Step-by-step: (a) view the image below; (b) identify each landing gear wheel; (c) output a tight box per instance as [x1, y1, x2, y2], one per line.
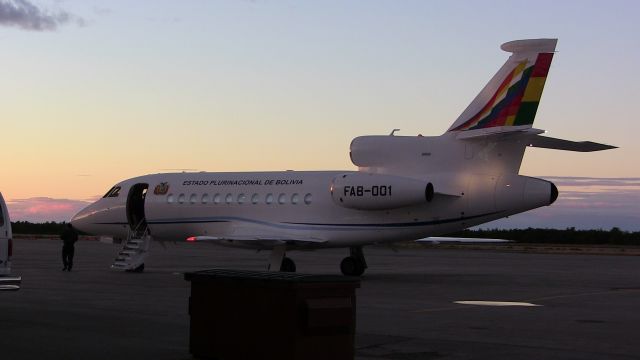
[127, 263, 145, 273]
[280, 257, 296, 272]
[340, 256, 365, 276]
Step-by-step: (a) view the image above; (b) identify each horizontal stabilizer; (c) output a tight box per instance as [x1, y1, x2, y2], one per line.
[456, 126, 545, 140]
[527, 135, 617, 152]
[416, 237, 511, 244]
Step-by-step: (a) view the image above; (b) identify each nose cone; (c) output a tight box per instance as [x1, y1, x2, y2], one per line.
[70, 204, 95, 234]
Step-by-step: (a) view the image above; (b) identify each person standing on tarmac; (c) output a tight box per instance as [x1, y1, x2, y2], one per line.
[61, 223, 79, 271]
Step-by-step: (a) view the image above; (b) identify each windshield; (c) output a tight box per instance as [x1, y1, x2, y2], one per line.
[102, 186, 122, 198]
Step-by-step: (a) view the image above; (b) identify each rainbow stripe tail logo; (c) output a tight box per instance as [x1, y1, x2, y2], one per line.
[449, 40, 556, 132]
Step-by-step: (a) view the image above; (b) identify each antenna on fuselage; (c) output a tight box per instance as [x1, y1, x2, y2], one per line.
[389, 129, 400, 136]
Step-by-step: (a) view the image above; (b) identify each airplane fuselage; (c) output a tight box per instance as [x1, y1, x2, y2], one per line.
[71, 169, 555, 249]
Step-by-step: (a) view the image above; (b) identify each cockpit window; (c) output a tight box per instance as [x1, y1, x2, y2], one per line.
[102, 187, 115, 198]
[102, 186, 122, 198]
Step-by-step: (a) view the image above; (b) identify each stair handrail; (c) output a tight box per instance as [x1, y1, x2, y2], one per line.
[113, 221, 150, 269]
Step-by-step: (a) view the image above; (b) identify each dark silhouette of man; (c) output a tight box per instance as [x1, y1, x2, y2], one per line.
[61, 223, 78, 271]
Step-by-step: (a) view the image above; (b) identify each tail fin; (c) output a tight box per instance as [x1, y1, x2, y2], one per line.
[448, 39, 557, 132]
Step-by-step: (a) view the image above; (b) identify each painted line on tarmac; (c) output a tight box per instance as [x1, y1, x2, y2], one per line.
[454, 300, 542, 307]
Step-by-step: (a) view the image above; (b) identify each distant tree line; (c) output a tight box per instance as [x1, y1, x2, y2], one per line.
[447, 227, 640, 245]
[10, 221, 640, 245]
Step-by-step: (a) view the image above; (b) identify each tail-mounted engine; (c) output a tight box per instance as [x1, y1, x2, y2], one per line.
[330, 173, 434, 210]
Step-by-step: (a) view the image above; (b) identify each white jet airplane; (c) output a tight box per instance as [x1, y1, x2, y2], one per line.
[71, 39, 615, 276]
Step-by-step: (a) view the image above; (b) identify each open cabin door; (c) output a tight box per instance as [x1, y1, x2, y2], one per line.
[126, 184, 148, 233]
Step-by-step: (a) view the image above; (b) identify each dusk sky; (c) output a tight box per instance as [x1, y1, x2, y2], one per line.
[1, 0, 639, 230]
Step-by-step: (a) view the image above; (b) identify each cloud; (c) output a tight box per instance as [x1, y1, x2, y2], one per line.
[542, 176, 640, 188]
[0, 0, 83, 31]
[6, 197, 90, 223]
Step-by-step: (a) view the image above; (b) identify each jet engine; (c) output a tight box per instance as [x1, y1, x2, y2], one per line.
[330, 173, 434, 210]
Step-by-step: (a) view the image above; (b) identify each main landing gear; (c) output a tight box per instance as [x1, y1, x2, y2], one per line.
[280, 257, 296, 272]
[268, 245, 368, 276]
[268, 245, 296, 272]
[340, 246, 367, 276]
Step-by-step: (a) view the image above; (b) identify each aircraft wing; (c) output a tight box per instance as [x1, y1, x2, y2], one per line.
[416, 237, 511, 244]
[186, 235, 327, 247]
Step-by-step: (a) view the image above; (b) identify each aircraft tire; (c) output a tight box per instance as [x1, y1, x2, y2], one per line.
[340, 256, 365, 276]
[280, 257, 296, 272]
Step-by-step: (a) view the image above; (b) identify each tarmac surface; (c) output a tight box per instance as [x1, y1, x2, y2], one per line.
[2, 238, 640, 360]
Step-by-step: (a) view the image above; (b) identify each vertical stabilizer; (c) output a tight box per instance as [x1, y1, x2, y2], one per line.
[448, 39, 557, 132]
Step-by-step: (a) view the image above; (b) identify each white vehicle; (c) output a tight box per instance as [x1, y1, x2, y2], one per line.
[0, 192, 21, 290]
[71, 39, 615, 276]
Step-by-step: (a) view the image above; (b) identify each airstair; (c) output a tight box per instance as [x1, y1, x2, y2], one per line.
[112, 223, 150, 272]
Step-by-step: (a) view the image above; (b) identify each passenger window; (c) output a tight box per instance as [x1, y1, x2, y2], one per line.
[167, 194, 174, 204]
[213, 193, 221, 204]
[237, 193, 246, 204]
[178, 194, 185, 204]
[202, 194, 210, 204]
[0, 204, 4, 227]
[189, 194, 197, 204]
[251, 193, 259, 204]
[265, 193, 274, 205]
[291, 193, 299, 205]
[225, 194, 233, 204]
[304, 193, 312, 205]
[278, 193, 287, 205]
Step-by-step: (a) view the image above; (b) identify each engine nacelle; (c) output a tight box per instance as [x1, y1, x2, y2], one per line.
[330, 173, 433, 210]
